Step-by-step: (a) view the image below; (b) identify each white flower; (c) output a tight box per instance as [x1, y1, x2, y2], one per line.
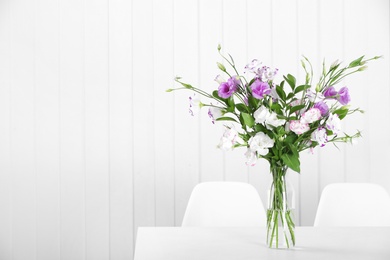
[217, 127, 238, 151]
[265, 112, 286, 129]
[245, 149, 258, 166]
[248, 132, 274, 156]
[253, 106, 270, 124]
[301, 108, 321, 124]
[326, 113, 341, 135]
[244, 59, 262, 74]
[259, 66, 278, 82]
[189, 94, 201, 116]
[311, 128, 328, 146]
[214, 75, 225, 84]
[253, 106, 286, 129]
[208, 106, 223, 124]
[306, 88, 325, 103]
[289, 120, 310, 135]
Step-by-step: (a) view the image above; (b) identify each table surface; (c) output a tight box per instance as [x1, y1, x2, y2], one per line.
[134, 226, 390, 260]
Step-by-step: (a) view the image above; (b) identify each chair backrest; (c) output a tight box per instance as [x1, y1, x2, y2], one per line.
[314, 183, 390, 226]
[181, 182, 267, 227]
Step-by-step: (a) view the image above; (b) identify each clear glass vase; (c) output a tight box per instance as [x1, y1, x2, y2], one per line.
[266, 165, 295, 249]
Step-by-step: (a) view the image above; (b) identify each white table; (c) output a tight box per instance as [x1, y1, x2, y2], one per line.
[134, 227, 390, 260]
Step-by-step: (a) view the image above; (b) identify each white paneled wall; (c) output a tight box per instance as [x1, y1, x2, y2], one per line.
[0, 0, 389, 259]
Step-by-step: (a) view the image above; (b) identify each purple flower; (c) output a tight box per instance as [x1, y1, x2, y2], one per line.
[251, 79, 271, 99]
[313, 101, 329, 116]
[338, 87, 350, 105]
[218, 76, 239, 99]
[323, 86, 337, 98]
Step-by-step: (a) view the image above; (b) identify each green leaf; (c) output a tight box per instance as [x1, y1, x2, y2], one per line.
[240, 112, 255, 128]
[248, 96, 259, 110]
[236, 103, 249, 113]
[270, 103, 283, 114]
[294, 84, 310, 94]
[276, 85, 287, 101]
[284, 134, 298, 145]
[215, 117, 238, 123]
[281, 152, 300, 173]
[212, 90, 224, 101]
[286, 92, 295, 100]
[177, 81, 193, 89]
[349, 56, 365, 68]
[226, 97, 235, 113]
[283, 74, 296, 90]
[289, 104, 305, 114]
[333, 107, 349, 120]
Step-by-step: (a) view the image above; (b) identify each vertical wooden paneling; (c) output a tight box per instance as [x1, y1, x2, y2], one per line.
[59, 0, 86, 259]
[246, 0, 273, 211]
[35, 0, 61, 259]
[84, 0, 110, 259]
[344, 0, 370, 182]
[132, 0, 156, 233]
[271, 0, 301, 225]
[0, 1, 12, 259]
[222, 0, 250, 183]
[198, 0, 224, 182]
[153, 0, 176, 226]
[318, 0, 346, 192]
[297, 0, 320, 226]
[173, 0, 200, 225]
[109, 0, 134, 258]
[367, 0, 390, 191]
[10, 0, 36, 259]
[0, 1, 389, 260]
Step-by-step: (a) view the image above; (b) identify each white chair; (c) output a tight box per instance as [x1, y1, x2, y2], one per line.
[182, 182, 267, 227]
[314, 183, 390, 226]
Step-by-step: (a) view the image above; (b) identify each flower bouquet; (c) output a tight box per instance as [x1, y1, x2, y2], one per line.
[168, 45, 379, 248]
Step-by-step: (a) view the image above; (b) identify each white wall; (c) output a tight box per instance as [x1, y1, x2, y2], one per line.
[0, 0, 389, 259]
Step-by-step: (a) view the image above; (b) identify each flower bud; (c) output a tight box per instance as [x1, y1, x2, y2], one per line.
[358, 66, 368, 71]
[330, 59, 339, 70]
[217, 62, 226, 72]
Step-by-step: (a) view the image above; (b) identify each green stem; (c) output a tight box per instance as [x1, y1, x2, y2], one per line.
[267, 165, 295, 249]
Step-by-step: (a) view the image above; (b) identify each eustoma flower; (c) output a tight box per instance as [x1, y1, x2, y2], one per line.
[254, 106, 285, 129]
[251, 79, 271, 99]
[265, 112, 285, 129]
[313, 101, 329, 116]
[326, 113, 341, 135]
[244, 59, 278, 82]
[324, 86, 337, 98]
[248, 132, 274, 156]
[258, 66, 278, 82]
[289, 120, 310, 135]
[253, 106, 270, 124]
[208, 106, 223, 124]
[301, 108, 321, 124]
[217, 127, 238, 151]
[218, 76, 240, 98]
[311, 127, 328, 147]
[245, 149, 257, 166]
[189, 94, 202, 116]
[307, 88, 325, 103]
[337, 87, 350, 105]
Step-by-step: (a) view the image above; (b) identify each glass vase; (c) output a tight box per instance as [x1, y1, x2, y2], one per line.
[266, 165, 295, 249]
